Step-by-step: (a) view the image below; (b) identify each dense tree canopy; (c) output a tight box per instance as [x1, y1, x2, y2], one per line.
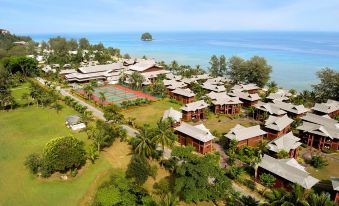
[312, 68, 339, 101]
[208, 55, 227, 77]
[141, 32, 153, 41]
[3, 56, 39, 77]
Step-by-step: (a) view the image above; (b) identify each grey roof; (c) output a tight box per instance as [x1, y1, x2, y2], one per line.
[267, 132, 302, 153]
[259, 155, 319, 189]
[265, 114, 294, 131]
[128, 59, 160, 72]
[202, 82, 226, 92]
[267, 92, 290, 102]
[181, 100, 209, 112]
[312, 99, 339, 114]
[231, 83, 260, 92]
[272, 100, 309, 115]
[255, 101, 287, 116]
[225, 124, 267, 141]
[229, 91, 261, 101]
[297, 121, 339, 140]
[163, 107, 182, 122]
[171, 88, 196, 97]
[331, 177, 339, 191]
[174, 122, 215, 142]
[301, 113, 338, 129]
[59, 69, 76, 75]
[66, 115, 81, 125]
[166, 81, 187, 90]
[78, 63, 124, 73]
[212, 96, 242, 106]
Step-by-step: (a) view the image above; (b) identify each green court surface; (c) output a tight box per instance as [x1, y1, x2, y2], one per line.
[93, 89, 125, 96]
[106, 93, 136, 101]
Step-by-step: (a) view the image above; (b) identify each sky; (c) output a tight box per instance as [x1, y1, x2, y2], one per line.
[1, 0, 339, 34]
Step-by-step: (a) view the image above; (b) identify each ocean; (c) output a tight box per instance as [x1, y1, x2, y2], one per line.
[31, 31, 339, 90]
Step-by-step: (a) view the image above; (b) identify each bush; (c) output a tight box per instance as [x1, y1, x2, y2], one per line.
[276, 150, 289, 159]
[126, 155, 153, 185]
[43, 136, 86, 172]
[24, 153, 42, 174]
[71, 168, 78, 177]
[311, 155, 328, 169]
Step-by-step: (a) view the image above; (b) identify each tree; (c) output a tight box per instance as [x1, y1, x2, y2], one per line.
[24, 153, 42, 174]
[79, 38, 90, 50]
[208, 55, 228, 77]
[87, 125, 108, 152]
[276, 150, 289, 159]
[259, 173, 276, 196]
[129, 71, 144, 90]
[161, 192, 179, 206]
[86, 145, 99, 164]
[83, 84, 94, 100]
[99, 92, 106, 105]
[4, 56, 39, 77]
[308, 192, 334, 206]
[52, 102, 63, 114]
[126, 155, 155, 185]
[243, 56, 272, 87]
[172, 148, 232, 202]
[103, 104, 124, 124]
[267, 81, 278, 94]
[43, 136, 86, 173]
[240, 195, 259, 206]
[312, 68, 339, 101]
[131, 125, 156, 158]
[228, 56, 246, 84]
[152, 120, 177, 151]
[311, 155, 328, 169]
[141, 32, 153, 41]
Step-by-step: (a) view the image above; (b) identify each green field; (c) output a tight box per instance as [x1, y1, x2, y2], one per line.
[122, 98, 182, 126]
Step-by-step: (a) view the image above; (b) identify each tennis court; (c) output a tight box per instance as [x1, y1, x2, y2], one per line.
[82, 84, 157, 105]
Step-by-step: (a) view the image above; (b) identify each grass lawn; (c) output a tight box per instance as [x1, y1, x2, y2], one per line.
[306, 153, 339, 181]
[122, 98, 182, 127]
[200, 113, 258, 135]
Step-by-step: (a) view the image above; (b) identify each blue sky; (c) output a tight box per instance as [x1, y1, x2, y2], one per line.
[1, 0, 339, 34]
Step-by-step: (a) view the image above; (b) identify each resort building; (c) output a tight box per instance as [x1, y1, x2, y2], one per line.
[181, 100, 209, 121]
[312, 99, 339, 118]
[297, 113, 338, 150]
[271, 100, 309, 118]
[162, 107, 182, 127]
[255, 101, 287, 120]
[330, 177, 339, 204]
[264, 114, 294, 140]
[228, 91, 261, 107]
[267, 90, 292, 102]
[170, 88, 195, 104]
[224, 124, 267, 148]
[231, 83, 260, 94]
[202, 82, 226, 93]
[267, 132, 302, 158]
[165, 81, 187, 91]
[258, 155, 319, 189]
[174, 122, 215, 154]
[206, 91, 242, 115]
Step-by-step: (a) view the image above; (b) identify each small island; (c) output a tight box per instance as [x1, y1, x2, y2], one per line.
[141, 32, 153, 41]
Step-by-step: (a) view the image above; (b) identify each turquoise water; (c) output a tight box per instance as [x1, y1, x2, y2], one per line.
[31, 32, 339, 90]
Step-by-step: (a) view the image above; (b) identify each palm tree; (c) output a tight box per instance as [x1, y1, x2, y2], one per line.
[287, 184, 311, 206]
[133, 125, 155, 158]
[264, 189, 290, 206]
[252, 150, 263, 180]
[152, 120, 177, 151]
[99, 92, 106, 105]
[161, 192, 179, 206]
[130, 72, 144, 90]
[308, 192, 334, 206]
[83, 84, 94, 100]
[247, 106, 256, 119]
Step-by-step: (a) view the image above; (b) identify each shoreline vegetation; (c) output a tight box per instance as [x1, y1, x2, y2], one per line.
[141, 32, 153, 41]
[0, 29, 338, 206]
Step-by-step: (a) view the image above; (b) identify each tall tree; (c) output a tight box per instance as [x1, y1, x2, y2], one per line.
[79, 38, 90, 50]
[131, 125, 156, 158]
[129, 71, 144, 90]
[208, 55, 228, 77]
[152, 120, 177, 151]
[312, 68, 339, 101]
[243, 56, 272, 87]
[228, 56, 246, 84]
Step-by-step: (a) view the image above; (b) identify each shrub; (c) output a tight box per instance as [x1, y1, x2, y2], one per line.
[311, 155, 328, 169]
[126, 155, 153, 185]
[71, 168, 78, 177]
[24, 153, 42, 174]
[276, 150, 289, 159]
[243, 179, 256, 191]
[43, 136, 86, 172]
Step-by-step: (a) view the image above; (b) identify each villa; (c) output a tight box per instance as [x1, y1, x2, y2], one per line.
[231, 83, 260, 94]
[267, 132, 302, 158]
[264, 114, 294, 140]
[206, 91, 242, 115]
[267, 90, 292, 102]
[258, 155, 319, 189]
[255, 101, 287, 120]
[312, 99, 339, 118]
[174, 122, 215, 154]
[202, 82, 226, 93]
[228, 90, 261, 107]
[162, 107, 182, 126]
[181, 100, 209, 121]
[169, 88, 195, 104]
[271, 100, 309, 118]
[224, 124, 267, 148]
[297, 113, 338, 150]
[255, 101, 308, 119]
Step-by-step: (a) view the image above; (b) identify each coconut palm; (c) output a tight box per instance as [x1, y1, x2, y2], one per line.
[308, 192, 334, 206]
[83, 84, 94, 100]
[152, 119, 177, 151]
[252, 150, 263, 180]
[130, 71, 144, 90]
[161, 192, 179, 206]
[99, 92, 106, 105]
[132, 125, 155, 158]
[287, 184, 311, 206]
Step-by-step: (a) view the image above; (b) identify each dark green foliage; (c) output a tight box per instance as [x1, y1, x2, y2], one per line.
[208, 55, 228, 77]
[24, 153, 42, 174]
[120, 98, 151, 109]
[259, 173, 276, 195]
[130, 125, 156, 158]
[43, 136, 86, 172]
[103, 104, 124, 124]
[312, 68, 339, 101]
[240, 195, 259, 206]
[141, 32, 153, 41]
[92, 172, 154, 206]
[126, 155, 155, 185]
[276, 150, 289, 159]
[311, 155, 328, 169]
[3, 56, 39, 77]
[225, 166, 244, 180]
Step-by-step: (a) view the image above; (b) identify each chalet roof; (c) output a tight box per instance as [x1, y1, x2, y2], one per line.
[162, 107, 182, 122]
[225, 124, 267, 142]
[166, 73, 182, 80]
[267, 132, 301, 153]
[128, 59, 160, 72]
[212, 96, 242, 106]
[142, 70, 169, 79]
[66, 115, 81, 125]
[181, 100, 209, 112]
[206, 91, 229, 100]
[272, 100, 309, 115]
[264, 114, 294, 131]
[171, 88, 196, 97]
[231, 83, 260, 92]
[202, 82, 226, 92]
[174, 122, 215, 142]
[166, 81, 187, 90]
[331, 177, 339, 191]
[181, 77, 197, 84]
[255, 101, 287, 116]
[301, 113, 339, 129]
[297, 121, 339, 140]
[229, 91, 261, 101]
[59, 69, 76, 75]
[312, 99, 339, 114]
[259, 155, 319, 189]
[78, 63, 124, 73]
[65, 71, 111, 82]
[205, 77, 229, 84]
[267, 92, 290, 102]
